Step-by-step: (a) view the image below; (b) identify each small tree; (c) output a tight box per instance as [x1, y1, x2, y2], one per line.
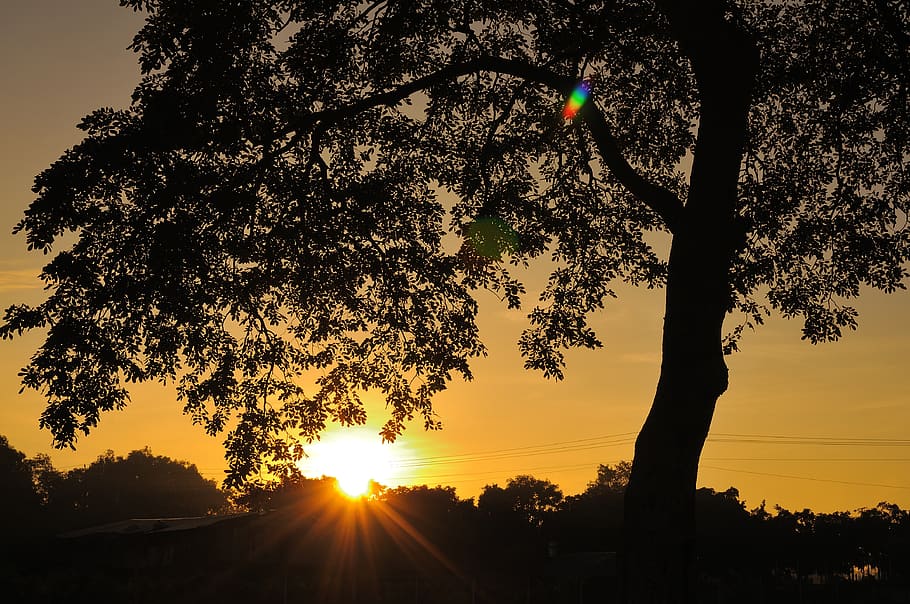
[585, 460, 632, 496]
[2, 1, 908, 601]
[501, 474, 563, 528]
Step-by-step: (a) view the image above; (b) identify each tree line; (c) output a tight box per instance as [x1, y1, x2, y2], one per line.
[0, 434, 226, 539]
[3, 434, 908, 589]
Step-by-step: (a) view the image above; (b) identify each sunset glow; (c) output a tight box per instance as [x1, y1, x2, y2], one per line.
[299, 431, 399, 498]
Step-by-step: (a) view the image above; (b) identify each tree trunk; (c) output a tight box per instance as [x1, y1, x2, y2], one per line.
[621, 2, 759, 603]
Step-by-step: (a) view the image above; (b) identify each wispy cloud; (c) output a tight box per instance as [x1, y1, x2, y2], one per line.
[0, 268, 43, 291]
[619, 352, 660, 365]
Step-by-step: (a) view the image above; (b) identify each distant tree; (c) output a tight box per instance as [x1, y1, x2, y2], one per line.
[26, 453, 63, 507]
[54, 448, 226, 528]
[584, 461, 632, 496]
[693, 487, 752, 573]
[236, 473, 344, 512]
[854, 502, 910, 578]
[812, 510, 858, 579]
[0, 435, 41, 540]
[745, 500, 910, 583]
[379, 484, 476, 548]
[761, 504, 820, 580]
[480, 475, 562, 529]
[381, 484, 471, 518]
[555, 464, 628, 553]
[477, 484, 514, 519]
[3, 1, 908, 600]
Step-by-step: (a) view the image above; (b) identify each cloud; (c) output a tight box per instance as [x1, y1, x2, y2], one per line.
[619, 352, 660, 365]
[0, 268, 43, 291]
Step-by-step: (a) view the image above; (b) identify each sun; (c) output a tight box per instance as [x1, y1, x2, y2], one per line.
[299, 431, 398, 498]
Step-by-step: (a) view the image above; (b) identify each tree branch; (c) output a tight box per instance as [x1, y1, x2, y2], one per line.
[287, 55, 685, 233]
[580, 103, 685, 233]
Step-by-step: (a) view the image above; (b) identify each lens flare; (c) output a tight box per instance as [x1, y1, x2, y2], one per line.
[562, 80, 592, 120]
[462, 217, 519, 261]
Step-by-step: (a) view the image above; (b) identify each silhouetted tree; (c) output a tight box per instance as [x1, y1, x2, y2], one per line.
[26, 453, 63, 507]
[479, 475, 562, 529]
[0, 435, 41, 541]
[236, 473, 349, 512]
[379, 484, 477, 558]
[2, 1, 908, 600]
[853, 502, 909, 579]
[812, 510, 858, 579]
[556, 463, 629, 553]
[585, 461, 632, 496]
[693, 487, 753, 574]
[381, 484, 472, 519]
[53, 448, 226, 529]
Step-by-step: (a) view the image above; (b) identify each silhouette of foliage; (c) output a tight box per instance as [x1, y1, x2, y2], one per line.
[234, 472, 340, 512]
[26, 453, 63, 507]
[2, 0, 905, 477]
[52, 447, 226, 529]
[0, 435, 41, 540]
[2, 1, 907, 598]
[479, 474, 563, 529]
[585, 460, 632, 496]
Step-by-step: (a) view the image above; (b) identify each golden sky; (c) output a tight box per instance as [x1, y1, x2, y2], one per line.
[1, 1, 908, 513]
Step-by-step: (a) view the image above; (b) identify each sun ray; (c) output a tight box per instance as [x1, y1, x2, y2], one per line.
[369, 500, 467, 581]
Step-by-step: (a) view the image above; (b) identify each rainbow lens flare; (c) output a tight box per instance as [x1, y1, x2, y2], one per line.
[562, 80, 592, 120]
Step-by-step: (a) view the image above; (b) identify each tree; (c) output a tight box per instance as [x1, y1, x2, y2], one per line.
[27, 453, 64, 508]
[557, 464, 628, 554]
[0, 435, 41, 541]
[52, 448, 226, 528]
[479, 475, 563, 528]
[1, 0, 908, 601]
[584, 460, 632, 496]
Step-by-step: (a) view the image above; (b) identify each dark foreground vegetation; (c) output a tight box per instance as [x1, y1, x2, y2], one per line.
[1, 435, 909, 603]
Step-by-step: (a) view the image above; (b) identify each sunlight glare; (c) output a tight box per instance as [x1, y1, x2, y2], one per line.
[299, 431, 399, 498]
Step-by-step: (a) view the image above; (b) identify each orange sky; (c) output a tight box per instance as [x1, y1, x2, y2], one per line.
[1, 1, 908, 513]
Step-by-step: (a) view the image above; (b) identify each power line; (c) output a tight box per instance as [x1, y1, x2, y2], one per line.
[702, 457, 910, 462]
[390, 461, 609, 483]
[392, 458, 910, 489]
[711, 433, 910, 444]
[395, 461, 910, 492]
[709, 437, 910, 447]
[701, 465, 910, 490]
[395, 431, 637, 467]
[393, 432, 910, 470]
[395, 438, 637, 469]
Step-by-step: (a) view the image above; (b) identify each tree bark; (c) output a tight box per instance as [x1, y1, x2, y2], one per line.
[621, 2, 759, 602]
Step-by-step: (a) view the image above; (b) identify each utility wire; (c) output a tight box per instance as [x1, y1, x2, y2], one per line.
[394, 432, 910, 469]
[392, 461, 910, 492]
[702, 465, 910, 490]
[395, 431, 637, 466]
[389, 461, 607, 483]
[702, 457, 910, 462]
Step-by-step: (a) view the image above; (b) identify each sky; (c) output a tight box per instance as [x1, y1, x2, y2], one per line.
[1, 1, 909, 513]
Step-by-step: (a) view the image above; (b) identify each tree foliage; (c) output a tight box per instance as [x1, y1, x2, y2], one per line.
[0, 436, 225, 537]
[479, 474, 563, 527]
[1, 0, 907, 487]
[585, 460, 632, 495]
[53, 447, 226, 526]
[0, 435, 42, 535]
